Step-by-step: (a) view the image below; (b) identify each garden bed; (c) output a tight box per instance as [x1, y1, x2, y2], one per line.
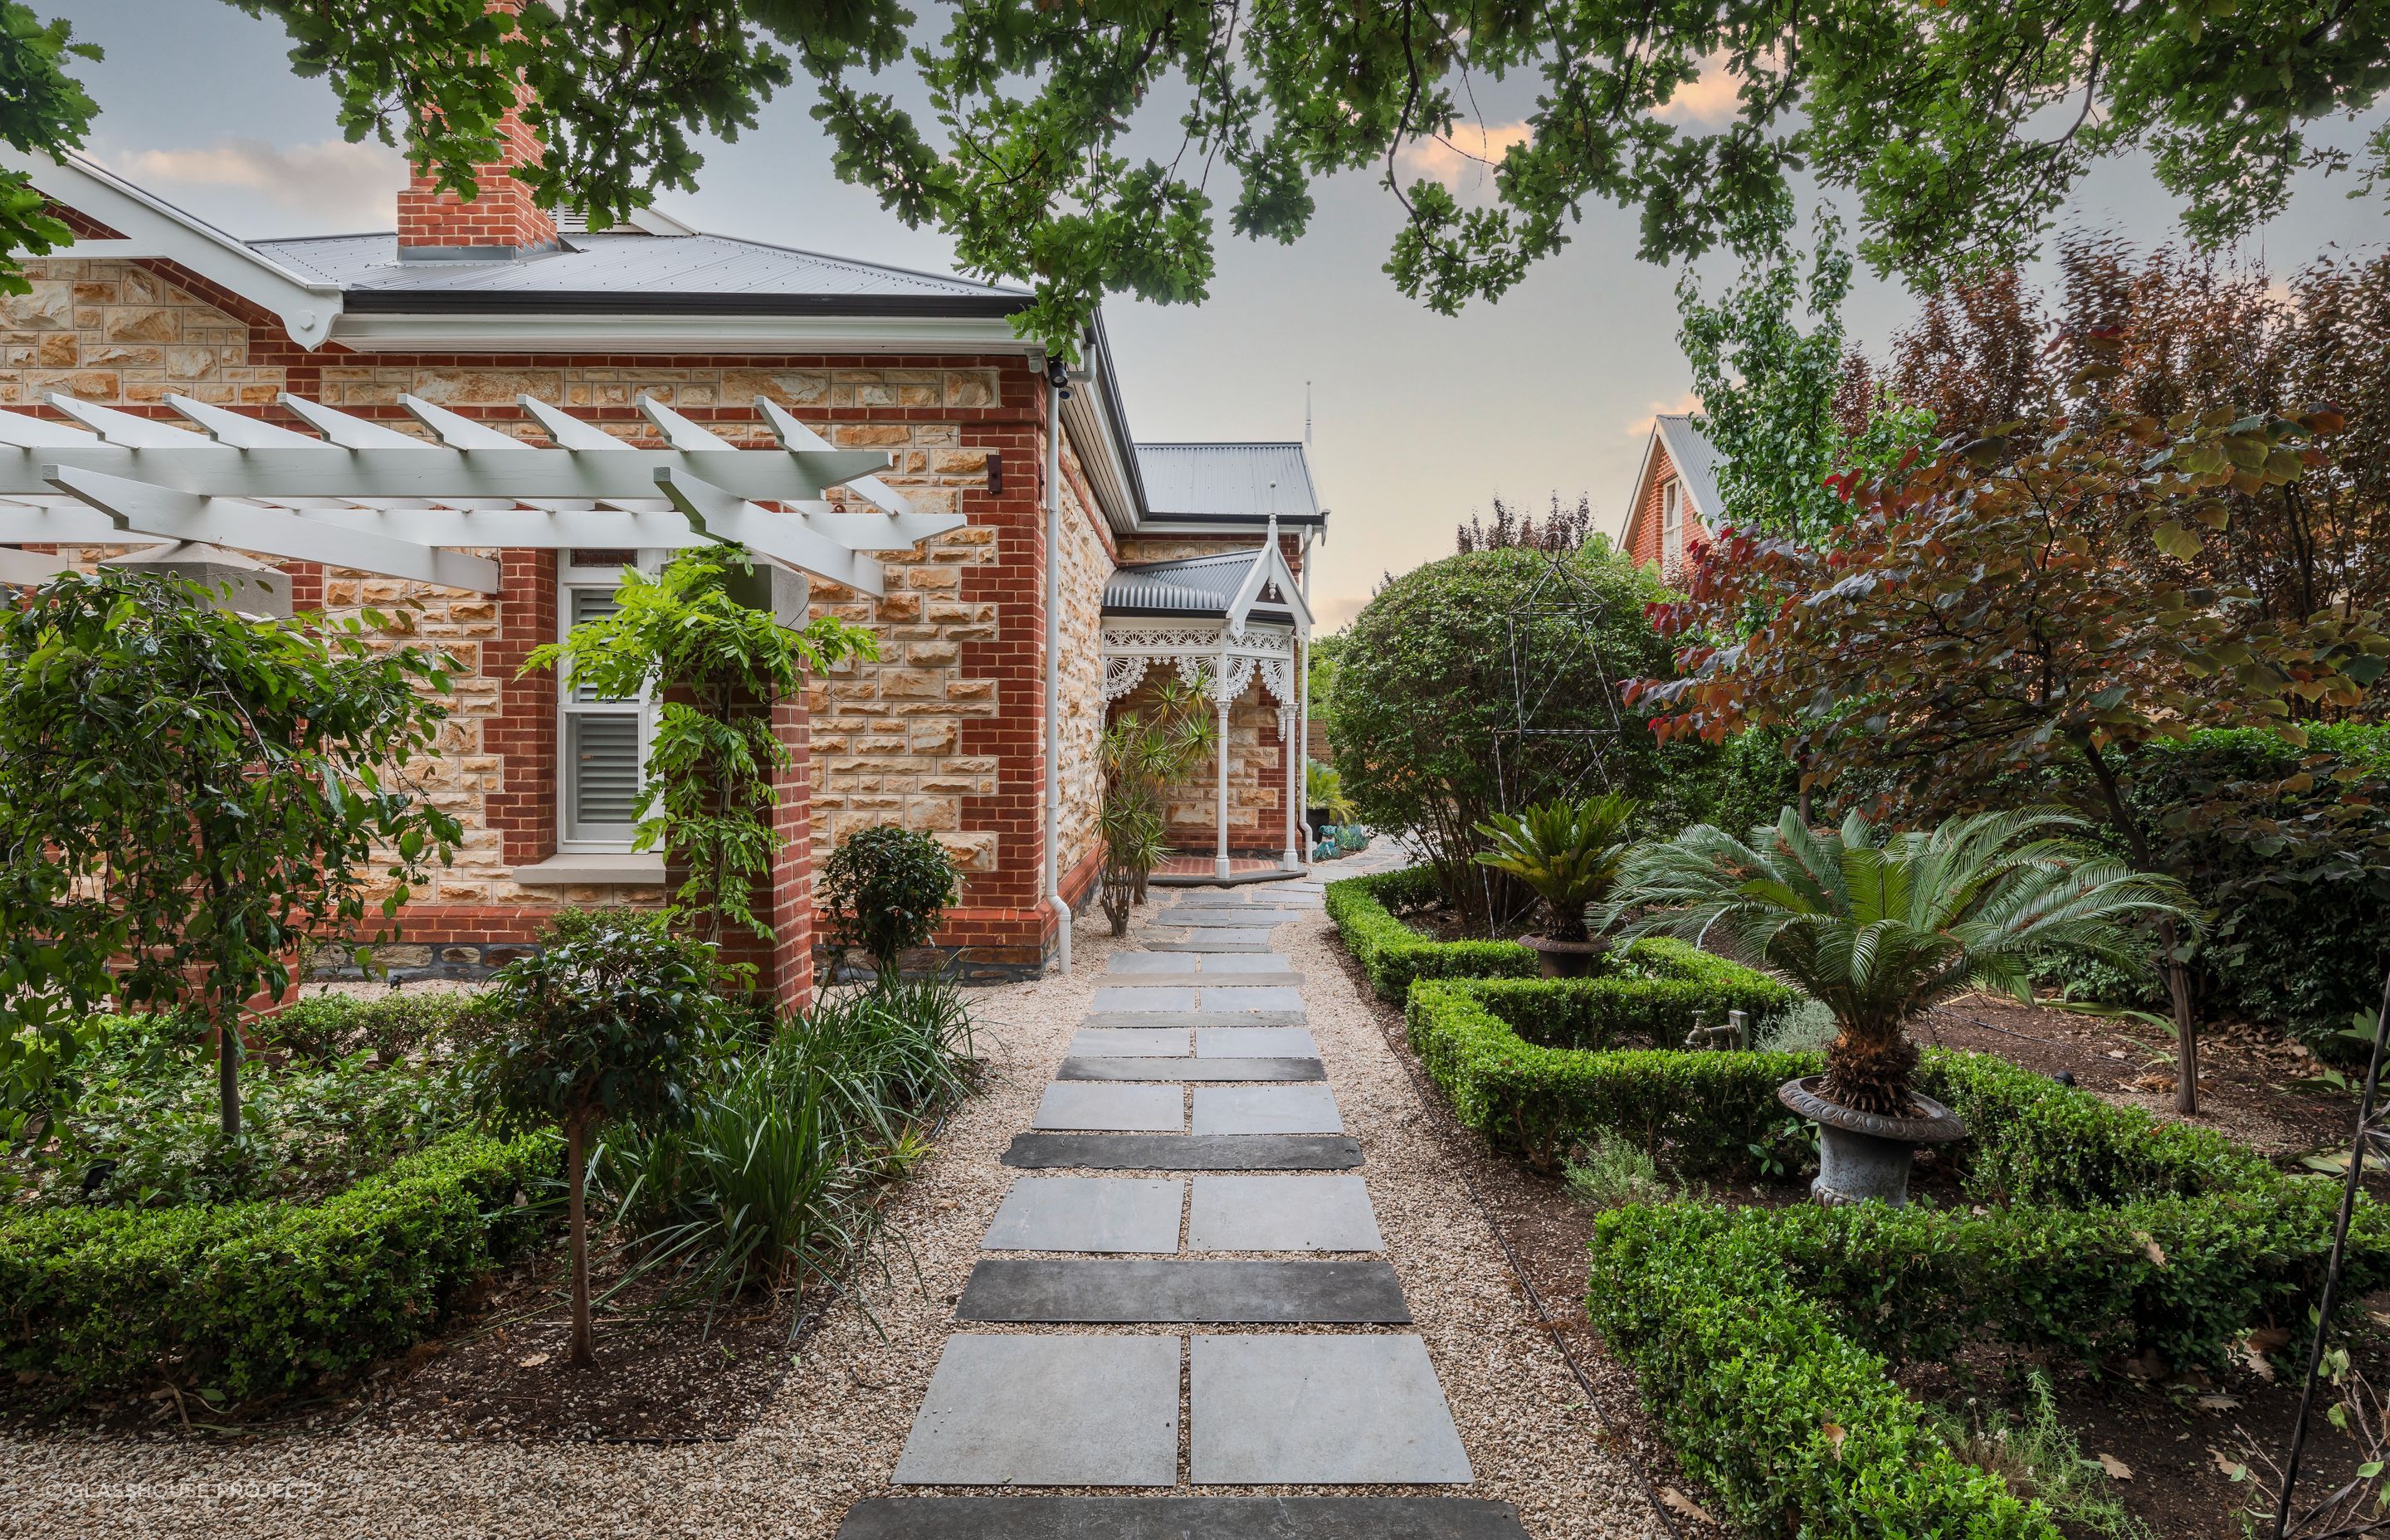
[1329, 869, 2390, 1537]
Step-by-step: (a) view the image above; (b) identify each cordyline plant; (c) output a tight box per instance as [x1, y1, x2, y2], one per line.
[526, 547, 874, 958]
[1615, 807, 2191, 1116]
[1096, 675, 1215, 934]
[1628, 402, 2390, 1113]
[0, 569, 461, 1138]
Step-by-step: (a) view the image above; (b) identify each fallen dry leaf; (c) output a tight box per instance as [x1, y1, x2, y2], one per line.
[2196, 1393, 2242, 1411]
[517, 1352, 550, 1368]
[2212, 1448, 2251, 1480]
[2235, 1338, 2280, 1383]
[1822, 1421, 1846, 1460]
[2134, 1231, 2168, 1268]
[1660, 1488, 1717, 1525]
[2095, 1452, 2134, 1480]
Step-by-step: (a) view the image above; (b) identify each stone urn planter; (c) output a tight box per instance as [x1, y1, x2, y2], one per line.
[1519, 933, 1606, 978]
[1777, 1076, 1967, 1206]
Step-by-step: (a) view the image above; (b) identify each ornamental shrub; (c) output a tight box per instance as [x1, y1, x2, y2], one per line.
[820, 823, 962, 977]
[0, 1128, 552, 1399]
[1324, 543, 1710, 933]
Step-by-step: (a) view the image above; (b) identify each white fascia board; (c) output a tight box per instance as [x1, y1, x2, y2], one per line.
[1223, 535, 1313, 636]
[327, 310, 1036, 356]
[1059, 377, 1139, 532]
[7, 150, 345, 349]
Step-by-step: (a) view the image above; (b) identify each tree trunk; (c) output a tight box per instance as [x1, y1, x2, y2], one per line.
[215, 1003, 241, 1138]
[2078, 736, 2200, 1114]
[566, 1114, 594, 1367]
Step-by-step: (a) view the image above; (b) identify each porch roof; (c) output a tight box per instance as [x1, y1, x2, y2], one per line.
[1102, 549, 1298, 625]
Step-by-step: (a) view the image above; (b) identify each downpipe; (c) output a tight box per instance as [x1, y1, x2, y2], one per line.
[1045, 358, 1071, 976]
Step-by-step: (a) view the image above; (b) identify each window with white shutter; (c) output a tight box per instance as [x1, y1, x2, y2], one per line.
[557, 552, 655, 850]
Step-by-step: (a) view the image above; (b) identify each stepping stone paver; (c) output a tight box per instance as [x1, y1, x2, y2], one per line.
[835, 1497, 1533, 1540]
[1193, 985, 1307, 1013]
[955, 1259, 1409, 1323]
[1188, 1175, 1383, 1252]
[1105, 952, 1189, 973]
[1002, 1132, 1363, 1170]
[1189, 1335, 1471, 1484]
[1061, 1055, 1324, 1083]
[1068, 1027, 1190, 1058]
[1195, 1026, 1319, 1058]
[1166, 908, 1313, 928]
[1090, 984, 1202, 1013]
[1080, 1009, 1309, 1029]
[1032, 1083, 1184, 1133]
[982, 1177, 1183, 1254]
[1197, 953, 1306, 973]
[1143, 933, 1276, 953]
[1192, 1083, 1344, 1135]
[893, 1334, 1180, 1486]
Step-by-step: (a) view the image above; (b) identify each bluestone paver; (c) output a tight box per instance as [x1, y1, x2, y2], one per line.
[1194, 985, 1307, 1014]
[1002, 1133, 1363, 1170]
[1090, 985, 1202, 1014]
[981, 1177, 1184, 1254]
[1068, 1027, 1191, 1058]
[893, 1334, 1181, 1486]
[955, 1259, 1409, 1323]
[833, 1498, 1534, 1540]
[1032, 1083, 1184, 1133]
[1193, 1026, 1319, 1059]
[1188, 1175, 1383, 1252]
[1188, 1335, 1471, 1484]
[1191, 1083, 1344, 1135]
[1061, 1055, 1324, 1083]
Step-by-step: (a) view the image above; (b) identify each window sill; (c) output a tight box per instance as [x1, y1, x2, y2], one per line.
[510, 853, 667, 887]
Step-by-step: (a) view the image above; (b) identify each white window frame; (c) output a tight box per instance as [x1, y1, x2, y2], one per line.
[1661, 478, 1683, 570]
[556, 550, 661, 853]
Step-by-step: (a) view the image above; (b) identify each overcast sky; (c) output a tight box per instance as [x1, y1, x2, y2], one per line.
[41, 3, 2390, 628]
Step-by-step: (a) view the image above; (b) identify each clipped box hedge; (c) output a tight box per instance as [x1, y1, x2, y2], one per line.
[1, 1129, 554, 1399]
[1404, 963, 1802, 1165]
[1324, 868, 1537, 997]
[1557, 1044, 2390, 1538]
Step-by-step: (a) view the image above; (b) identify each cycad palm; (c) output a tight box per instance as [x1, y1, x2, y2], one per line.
[1613, 807, 2190, 1116]
[1474, 794, 1640, 943]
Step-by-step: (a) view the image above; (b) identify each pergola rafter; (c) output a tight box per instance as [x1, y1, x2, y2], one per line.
[0, 392, 965, 598]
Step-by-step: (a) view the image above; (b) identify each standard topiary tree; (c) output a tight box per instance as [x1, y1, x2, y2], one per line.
[1327, 542, 1706, 933]
[461, 909, 719, 1366]
[0, 568, 460, 1139]
[819, 824, 960, 981]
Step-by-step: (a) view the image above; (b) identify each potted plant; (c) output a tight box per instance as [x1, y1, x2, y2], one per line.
[1305, 759, 1354, 839]
[819, 824, 961, 983]
[1612, 807, 2188, 1206]
[1472, 793, 1639, 977]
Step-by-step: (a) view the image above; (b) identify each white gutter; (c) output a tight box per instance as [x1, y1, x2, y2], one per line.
[1044, 359, 1072, 975]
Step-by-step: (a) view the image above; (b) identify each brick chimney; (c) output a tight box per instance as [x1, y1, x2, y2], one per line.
[394, 0, 556, 259]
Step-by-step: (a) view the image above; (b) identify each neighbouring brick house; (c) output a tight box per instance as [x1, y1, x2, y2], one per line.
[0, 134, 1324, 1007]
[1619, 413, 1724, 575]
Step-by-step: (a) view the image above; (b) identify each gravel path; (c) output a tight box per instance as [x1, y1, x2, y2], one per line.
[1, 883, 1656, 1540]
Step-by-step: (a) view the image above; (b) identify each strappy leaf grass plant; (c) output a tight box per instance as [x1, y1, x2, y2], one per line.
[1612, 807, 2192, 1116]
[1474, 794, 1640, 944]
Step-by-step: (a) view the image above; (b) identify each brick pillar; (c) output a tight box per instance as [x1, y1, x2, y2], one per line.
[485, 548, 558, 865]
[393, 1, 558, 257]
[763, 691, 816, 1014]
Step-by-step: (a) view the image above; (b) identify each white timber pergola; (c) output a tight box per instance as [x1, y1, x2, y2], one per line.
[1100, 518, 1314, 879]
[0, 391, 963, 596]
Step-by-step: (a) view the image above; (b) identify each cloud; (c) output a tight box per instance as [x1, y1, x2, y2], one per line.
[1651, 55, 1751, 127]
[1396, 121, 1534, 192]
[107, 139, 409, 231]
[1624, 390, 1702, 439]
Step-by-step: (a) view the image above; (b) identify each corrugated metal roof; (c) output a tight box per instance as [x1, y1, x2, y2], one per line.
[248, 231, 1026, 304]
[1103, 548, 1295, 621]
[1134, 443, 1318, 519]
[1655, 414, 1728, 522]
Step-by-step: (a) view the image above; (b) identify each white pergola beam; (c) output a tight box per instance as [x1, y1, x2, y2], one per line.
[167, 392, 322, 449]
[755, 398, 915, 516]
[46, 393, 212, 448]
[803, 509, 970, 551]
[516, 394, 628, 452]
[45, 465, 502, 593]
[654, 468, 884, 597]
[399, 393, 523, 451]
[276, 392, 435, 450]
[638, 396, 736, 451]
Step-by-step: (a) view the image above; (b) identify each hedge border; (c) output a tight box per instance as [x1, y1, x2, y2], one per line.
[1, 1128, 555, 1399]
[1324, 868, 1537, 997]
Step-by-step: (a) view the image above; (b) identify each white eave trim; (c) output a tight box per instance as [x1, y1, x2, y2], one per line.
[6, 149, 344, 349]
[325, 310, 1036, 355]
[1619, 424, 1671, 552]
